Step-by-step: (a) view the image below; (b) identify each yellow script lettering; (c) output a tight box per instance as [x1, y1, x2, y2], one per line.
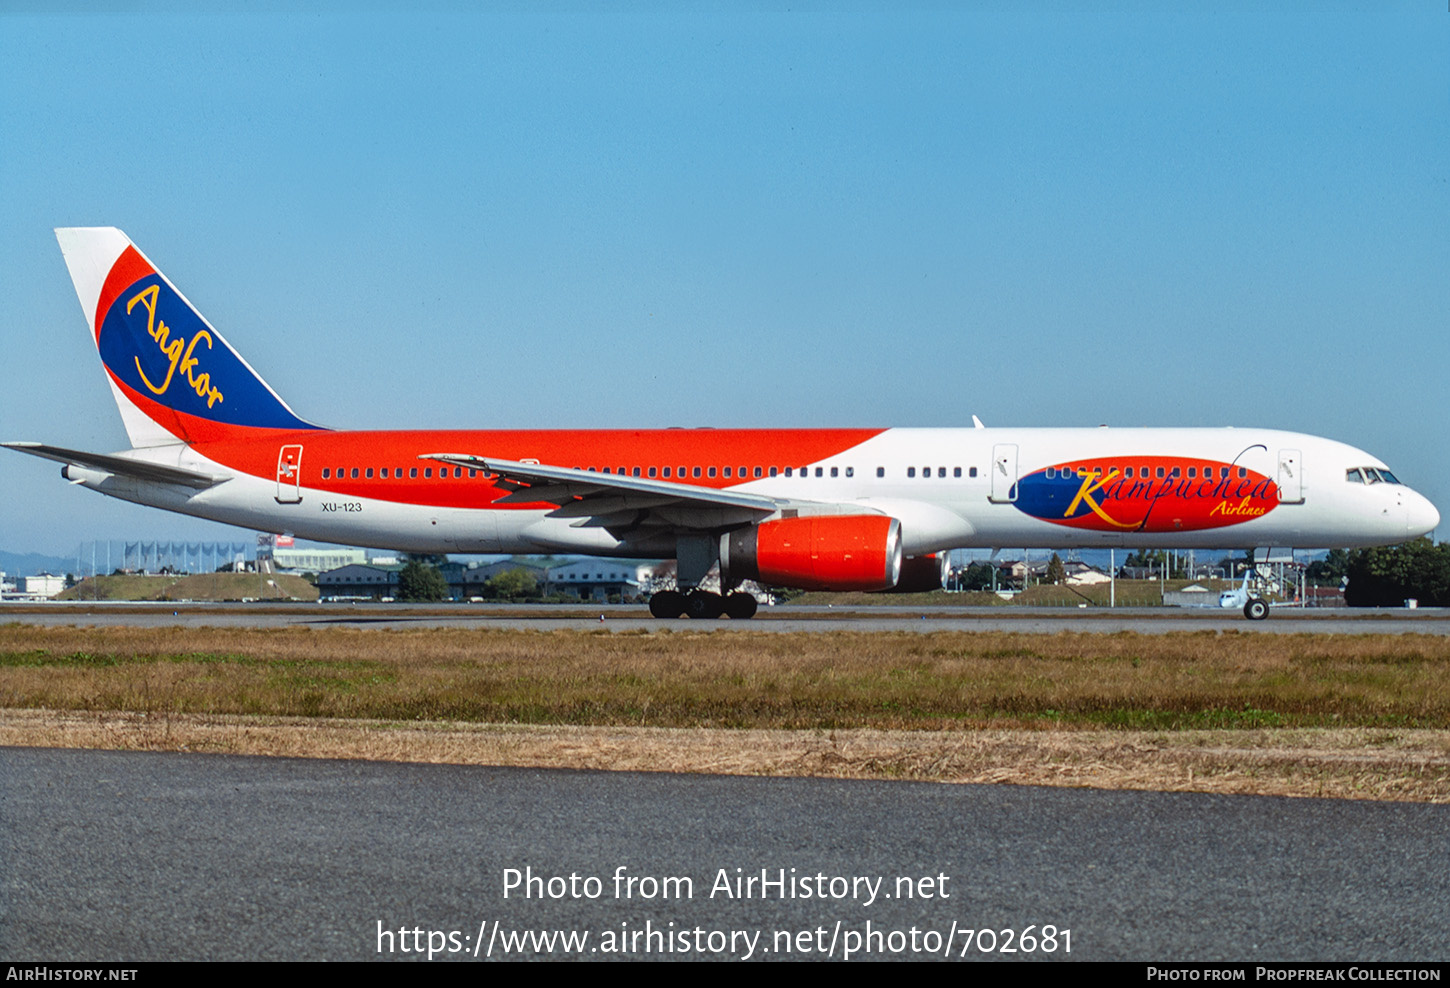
[125, 285, 224, 408]
[1064, 468, 1138, 529]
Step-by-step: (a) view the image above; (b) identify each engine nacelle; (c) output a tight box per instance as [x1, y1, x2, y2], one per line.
[720, 514, 902, 592]
[873, 552, 949, 594]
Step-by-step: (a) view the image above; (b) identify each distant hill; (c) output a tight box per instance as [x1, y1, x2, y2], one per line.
[58, 573, 318, 602]
[0, 551, 76, 578]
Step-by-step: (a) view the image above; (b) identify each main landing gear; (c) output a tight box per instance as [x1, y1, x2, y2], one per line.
[648, 590, 758, 620]
[1243, 598, 1269, 621]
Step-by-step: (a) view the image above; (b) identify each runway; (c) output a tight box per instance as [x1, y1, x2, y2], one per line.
[1, 748, 1445, 961]
[3, 600, 1448, 634]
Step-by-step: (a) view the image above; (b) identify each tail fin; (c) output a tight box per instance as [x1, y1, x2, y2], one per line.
[56, 227, 321, 447]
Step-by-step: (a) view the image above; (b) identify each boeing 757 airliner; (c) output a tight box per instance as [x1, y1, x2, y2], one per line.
[5, 228, 1439, 618]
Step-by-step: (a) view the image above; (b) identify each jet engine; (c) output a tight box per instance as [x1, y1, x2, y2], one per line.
[720, 514, 902, 592]
[874, 552, 950, 593]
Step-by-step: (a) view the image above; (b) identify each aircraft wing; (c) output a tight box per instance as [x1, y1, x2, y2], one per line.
[421, 452, 783, 531]
[2, 442, 225, 490]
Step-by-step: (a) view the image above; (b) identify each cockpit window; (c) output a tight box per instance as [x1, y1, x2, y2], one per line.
[1348, 466, 1401, 485]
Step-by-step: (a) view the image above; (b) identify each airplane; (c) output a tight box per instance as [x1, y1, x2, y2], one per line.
[4, 227, 1440, 620]
[1218, 570, 1266, 619]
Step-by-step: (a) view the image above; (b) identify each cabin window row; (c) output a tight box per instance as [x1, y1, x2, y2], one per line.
[320, 466, 484, 480]
[1043, 465, 1248, 481]
[899, 466, 977, 479]
[319, 464, 993, 482]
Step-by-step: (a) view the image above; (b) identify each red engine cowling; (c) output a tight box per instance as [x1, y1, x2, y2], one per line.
[720, 515, 903, 592]
[874, 553, 949, 594]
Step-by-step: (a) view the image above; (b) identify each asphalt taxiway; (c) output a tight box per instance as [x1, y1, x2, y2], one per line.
[3, 600, 1447, 634]
[2, 748, 1446, 961]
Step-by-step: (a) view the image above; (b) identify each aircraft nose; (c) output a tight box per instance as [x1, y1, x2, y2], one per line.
[1406, 491, 1440, 538]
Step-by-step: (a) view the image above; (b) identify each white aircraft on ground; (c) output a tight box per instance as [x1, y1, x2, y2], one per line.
[5, 228, 1439, 618]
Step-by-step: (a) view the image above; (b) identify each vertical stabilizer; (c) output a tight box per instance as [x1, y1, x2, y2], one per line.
[55, 227, 322, 448]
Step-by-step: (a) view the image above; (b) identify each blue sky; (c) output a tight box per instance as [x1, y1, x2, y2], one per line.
[1, 3, 1446, 557]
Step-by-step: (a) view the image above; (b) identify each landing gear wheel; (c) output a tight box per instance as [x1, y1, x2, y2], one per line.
[724, 592, 758, 620]
[649, 590, 686, 619]
[685, 590, 724, 619]
[1243, 598, 1269, 621]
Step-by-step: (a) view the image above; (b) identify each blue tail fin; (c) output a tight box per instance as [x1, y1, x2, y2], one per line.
[56, 227, 322, 447]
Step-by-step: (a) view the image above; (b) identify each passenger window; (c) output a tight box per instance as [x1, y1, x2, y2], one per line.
[1238, 467, 1246, 478]
[351, 468, 359, 479]
[424, 468, 432, 478]
[1124, 467, 1132, 479]
[969, 467, 977, 478]
[410, 468, 418, 479]
[753, 467, 762, 478]
[1170, 467, 1180, 478]
[662, 467, 671, 478]
[831, 467, 839, 478]
[678, 466, 686, 477]
[322, 468, 331, 479]
[845, 467, 854, 478]
[693, 467, 701, 478]
[908, 467, 916, 478]
[953, 467, 961, 478]
[769, 467, 778, 477]
[1155, 467, 1164, 479]
[815, 467, 823, 478]
[722, 467, 731, 478]
[708, 467, 716, 478]
[876, 467, 884, 478]
[785, 467, 793, 477]
[937, 467, 945, 478]
[469, 470, 477, 478]
[380, 468, 389, 478]
[1220, 467, 1229, 478]
[632, 467, 641, 477]
[648, 467, 657, 478]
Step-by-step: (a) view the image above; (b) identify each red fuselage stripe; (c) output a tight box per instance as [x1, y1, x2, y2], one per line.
[195, 428, 888, 509]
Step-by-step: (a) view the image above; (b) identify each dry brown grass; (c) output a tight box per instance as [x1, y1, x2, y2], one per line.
[3, 624, 1448, 800]
[2, 624, 1447, 730]
[58, 573, 318, 602]
[2, 708, 1445, 802]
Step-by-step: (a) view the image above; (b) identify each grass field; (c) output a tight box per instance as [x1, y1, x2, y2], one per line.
[3, 623, 1445, 800]
[57, 573, 319, 602]
[3, 624, 1447, 730]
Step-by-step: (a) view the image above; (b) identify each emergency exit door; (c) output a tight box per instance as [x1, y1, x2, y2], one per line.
[276, 444, 303, 504]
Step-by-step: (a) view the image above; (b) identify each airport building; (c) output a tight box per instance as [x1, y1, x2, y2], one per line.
[545, 559, 647, 601]
[315, 557, 652, 601]
[316, 564, 404, 599]
[257, 542, 367, 574]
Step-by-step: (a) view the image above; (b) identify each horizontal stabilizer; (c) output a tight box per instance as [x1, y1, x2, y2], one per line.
[2, 442, 224, 490]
